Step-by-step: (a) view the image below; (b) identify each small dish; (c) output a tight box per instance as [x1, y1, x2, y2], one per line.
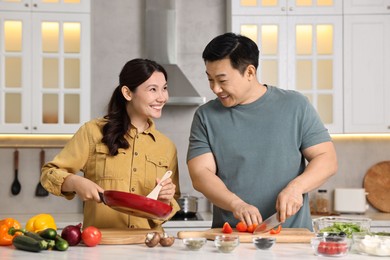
[252, 237, 276, 250]
[352, 232, 390, 256]
[182, 237, 207, 251]
[214, 235, 239, 253]
[311, 235, 352, 257]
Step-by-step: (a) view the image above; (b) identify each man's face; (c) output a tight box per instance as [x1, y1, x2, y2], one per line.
[205, 58, 253, 107]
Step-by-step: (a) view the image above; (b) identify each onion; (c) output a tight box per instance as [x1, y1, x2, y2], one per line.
[61, 223, 82, 246]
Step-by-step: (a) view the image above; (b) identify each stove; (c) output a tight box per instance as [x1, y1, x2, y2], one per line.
[170, 212, 203, 221]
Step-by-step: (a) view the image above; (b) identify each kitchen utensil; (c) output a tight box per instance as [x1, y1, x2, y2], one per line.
[35, 149, 49, 197]
[98, 190, 172, 220]
[146, 170, 172, 200]
[177, 228, 314, 243]
[99, 228, 159, 245]
[176, 194, 198, 217]
[11, 149, 21, 195]
[364, 161, 390, 213]
[253, 212, 282, 234]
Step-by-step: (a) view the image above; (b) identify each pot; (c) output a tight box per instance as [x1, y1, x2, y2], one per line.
[176, 195, 198, 217]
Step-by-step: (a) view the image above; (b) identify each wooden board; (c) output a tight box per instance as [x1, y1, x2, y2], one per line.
[177, 228, 314, 243]
[99, 228, 160, 245]
[364, 161, 390, 213]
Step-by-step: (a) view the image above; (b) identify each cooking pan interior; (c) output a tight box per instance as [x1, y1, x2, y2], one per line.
[99, 190, 173, 220]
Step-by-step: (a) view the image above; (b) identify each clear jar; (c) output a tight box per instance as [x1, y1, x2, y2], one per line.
[316, 189, 329, 214]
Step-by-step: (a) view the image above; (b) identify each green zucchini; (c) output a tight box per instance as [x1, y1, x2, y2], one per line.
[8, 227, 54, 250]
[55, 235, 69, 251]
[12, 235, 45, 252]
[38, 228, 57, 240]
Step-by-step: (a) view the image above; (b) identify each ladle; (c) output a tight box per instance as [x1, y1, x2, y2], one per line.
[11, 149, 21, 195]
[146, 170, 172, 200]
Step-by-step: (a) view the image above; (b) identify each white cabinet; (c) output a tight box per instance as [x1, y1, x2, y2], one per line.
[228, 0, 343, 133]
[343, 14, 390, 133]
[343, 0, 390, 14]
[0, 0, 90, 13]
[0, 0, 90, 134]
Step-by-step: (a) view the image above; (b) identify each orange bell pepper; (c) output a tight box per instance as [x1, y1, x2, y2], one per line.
[270, 224, 282, 235]
[0, 218, 21, 246]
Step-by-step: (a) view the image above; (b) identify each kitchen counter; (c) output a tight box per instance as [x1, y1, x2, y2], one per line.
[0, 239, 383, 259]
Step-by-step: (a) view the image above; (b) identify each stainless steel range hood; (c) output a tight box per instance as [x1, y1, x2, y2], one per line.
[145, 0, 206, 106]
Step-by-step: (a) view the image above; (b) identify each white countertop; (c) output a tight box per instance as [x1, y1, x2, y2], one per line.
[0, 239, 384, 260]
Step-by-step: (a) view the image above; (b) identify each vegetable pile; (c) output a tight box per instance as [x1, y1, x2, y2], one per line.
[221, 222, 282, 234]
[319, 222, 363, 238]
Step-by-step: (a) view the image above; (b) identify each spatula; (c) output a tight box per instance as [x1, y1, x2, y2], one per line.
[35, 149, 49, 197]
[146, 170, 172, 200]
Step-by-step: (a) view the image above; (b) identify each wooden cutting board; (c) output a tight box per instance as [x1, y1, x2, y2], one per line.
[364, 161, 390, 213]
[177, 228, 314, 243]
[99, 228, 160, 245]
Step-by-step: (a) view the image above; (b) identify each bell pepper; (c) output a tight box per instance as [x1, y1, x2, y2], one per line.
[0, 218, 21, 246]
[25, 214, 57, 233]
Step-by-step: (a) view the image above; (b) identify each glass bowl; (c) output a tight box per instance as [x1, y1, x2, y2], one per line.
[312, 216, 371, 237]
[214, 235, 239, 253]
[182, 237, 207, 251]
[252, 237, 276, 250]
[352, 232, 390, 256]
[311, 235, 352, 257]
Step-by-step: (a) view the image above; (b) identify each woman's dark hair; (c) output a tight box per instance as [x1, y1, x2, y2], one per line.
[102, 58, 167, 156]
[202, 32, 259, 75]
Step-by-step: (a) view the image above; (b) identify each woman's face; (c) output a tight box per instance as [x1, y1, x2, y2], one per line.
[126, 71, 168, 121]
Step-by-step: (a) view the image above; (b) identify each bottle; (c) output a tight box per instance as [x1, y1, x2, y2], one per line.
[316, 189, 329, 214]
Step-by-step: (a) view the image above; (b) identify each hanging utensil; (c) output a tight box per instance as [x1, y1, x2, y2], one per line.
[35, 149, 49, 197]
[11, 149, 21, 195]
[146, 170, 172, 200]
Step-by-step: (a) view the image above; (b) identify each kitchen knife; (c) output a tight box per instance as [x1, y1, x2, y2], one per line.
[253, 212, 281, 234]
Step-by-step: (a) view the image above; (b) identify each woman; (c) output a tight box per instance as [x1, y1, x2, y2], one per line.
[41, 59, 181, 230]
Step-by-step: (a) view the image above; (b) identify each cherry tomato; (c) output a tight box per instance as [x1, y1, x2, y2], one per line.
[82, 226, 102, 247]
[222, 222, 233, 234]
[247, 223, 258, 233]
[269, 225, 282, 235]
[236, 221, 248, 232]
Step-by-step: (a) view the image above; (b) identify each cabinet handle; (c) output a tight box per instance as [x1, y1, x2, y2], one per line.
[24, 3, 29, 7]
[33, 126, 37, 130]
[289, 7, 293, 11]
[33, 3, 38, 8]
[281, 7, 286, 12]
[24, 126, 29, 130]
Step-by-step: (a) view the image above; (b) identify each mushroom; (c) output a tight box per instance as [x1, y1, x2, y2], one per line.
[159, 232, 175, 247]
[145, 232, 161, 247]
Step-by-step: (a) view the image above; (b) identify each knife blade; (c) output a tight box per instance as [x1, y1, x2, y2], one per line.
[253, 212, 281, 234]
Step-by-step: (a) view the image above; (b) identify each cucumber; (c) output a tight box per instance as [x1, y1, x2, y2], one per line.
[12, 235, 45, 252]
[55, 235, 69, 251]
[38, 228, 57, 240]
[8, 227, 54, 250]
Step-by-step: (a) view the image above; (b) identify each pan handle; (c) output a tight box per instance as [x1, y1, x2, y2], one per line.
[98, 192, 107, 205]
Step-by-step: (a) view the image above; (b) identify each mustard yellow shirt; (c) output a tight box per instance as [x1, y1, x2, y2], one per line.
[41, 118, 180, 230]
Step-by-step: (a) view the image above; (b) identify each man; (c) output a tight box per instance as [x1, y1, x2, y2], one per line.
[187, 33, 337, 230]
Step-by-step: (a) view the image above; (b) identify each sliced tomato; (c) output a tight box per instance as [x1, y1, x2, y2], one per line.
[222, 222, 233, 234]
[247, 223, 258, 233]
[269, 225, 282, 235]
[235, 221, 247, 232]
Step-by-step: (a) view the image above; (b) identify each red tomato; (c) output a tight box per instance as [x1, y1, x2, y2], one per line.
[247, 223, 258, 233]
[269, 225, 282, 235]
[222, 222, 233, 234]
[317, 241, 328, 254]
[317, 241, 348, 255]
[236, 221, 248, 232]
[82, 226, 102, 247]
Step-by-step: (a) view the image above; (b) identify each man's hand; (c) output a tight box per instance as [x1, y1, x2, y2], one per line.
[230, 198, 262, 226]
[276, 184, 303, 223]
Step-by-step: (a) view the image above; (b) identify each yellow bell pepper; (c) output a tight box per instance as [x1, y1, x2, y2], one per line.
[0, 218, 21, 246]
[25, 214, 57, 233]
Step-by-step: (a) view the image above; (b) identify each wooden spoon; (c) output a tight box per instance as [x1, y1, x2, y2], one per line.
[146, 170, 172, 200]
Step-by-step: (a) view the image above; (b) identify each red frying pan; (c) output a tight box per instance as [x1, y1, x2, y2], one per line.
[99, 191, 173, 220]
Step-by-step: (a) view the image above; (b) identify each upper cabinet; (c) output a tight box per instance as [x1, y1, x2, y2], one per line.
[228, 0, 343, 133]
[343, 0, 390, 14]
[0, 0, 90, 134]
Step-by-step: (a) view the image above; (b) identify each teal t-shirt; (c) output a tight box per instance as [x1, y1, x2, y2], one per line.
[187, 86, 331, 230]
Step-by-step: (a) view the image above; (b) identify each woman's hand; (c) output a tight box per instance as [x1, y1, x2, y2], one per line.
[62, 174, 104, 203]
[156, 177, 176, 205]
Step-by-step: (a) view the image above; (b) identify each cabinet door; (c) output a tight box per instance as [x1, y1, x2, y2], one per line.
[230, 15, 288, 89]
[31, 13, 90, 134]
[0, 0, 90, 13]
[228, 0, 341, 15]
[344, 15, 390, 133]
[0, 12, 32, 133]
[288, 15, 343, 133]
[344, 0, 390, 14]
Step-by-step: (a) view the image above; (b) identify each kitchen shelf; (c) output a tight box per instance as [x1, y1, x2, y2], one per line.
[0, 134, 72, 148]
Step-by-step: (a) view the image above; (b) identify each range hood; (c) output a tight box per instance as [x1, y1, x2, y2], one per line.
[145, 0, 206, 106]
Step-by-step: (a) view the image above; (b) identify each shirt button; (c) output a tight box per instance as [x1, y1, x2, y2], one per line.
[134, 152, 138, 156]
[158, 162, 161, 165]
[131, 187, 135, 192]
[133, 168, 137, 172]
[130, 225, 135, 228]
